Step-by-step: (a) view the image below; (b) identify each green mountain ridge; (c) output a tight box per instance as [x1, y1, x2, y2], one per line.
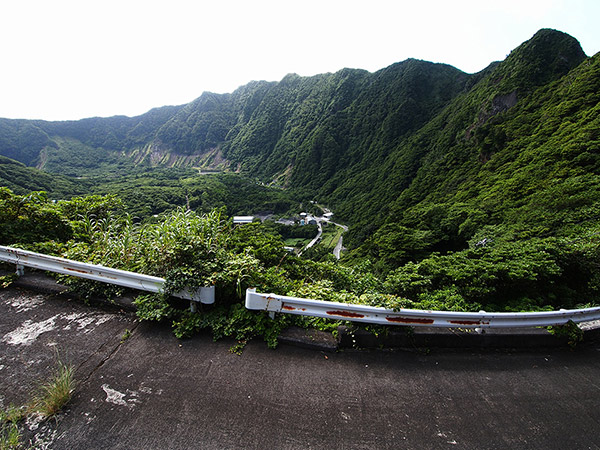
[0, 29, 597, 252]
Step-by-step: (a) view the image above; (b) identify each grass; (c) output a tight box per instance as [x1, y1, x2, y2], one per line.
[0, 407, 25, 425]
[0, 406, 26, 450]
[319, 225, 343, 250]
[0, 422, 20, 450]
[0, 358, 76, 449]
[121, 328, 132, 342]
[0, 405, 26, 450]
[29, 360, 76, 418]
[0, 405, 24, 450]
[283, 237, 311, 248]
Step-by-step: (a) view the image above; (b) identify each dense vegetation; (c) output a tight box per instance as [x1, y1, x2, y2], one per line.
[88, 169, 300, 218]
[0, 156, 304, 218]
[1, 29, 599, 346]
[0, 155, 86, 197]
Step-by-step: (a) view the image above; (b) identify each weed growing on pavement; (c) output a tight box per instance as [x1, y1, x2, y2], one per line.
[121, 328, 132, 342]
[0, 422, 20, 450]
[0, 273, 17, 289]
[547, 320, 584, 349]
[0, 356, 76, 449]
[0, 405, 26, 450]
[29, 360, 76, 418]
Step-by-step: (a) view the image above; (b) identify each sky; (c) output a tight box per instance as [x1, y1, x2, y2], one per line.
[1, 0, 598, 121]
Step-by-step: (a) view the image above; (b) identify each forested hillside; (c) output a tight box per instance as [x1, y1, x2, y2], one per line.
[0, 155, 87, 197]
[0, 30, 596, 240]
[1, 28, 599, 342]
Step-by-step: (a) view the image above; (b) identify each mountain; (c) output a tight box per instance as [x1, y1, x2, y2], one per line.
[0, 29, 596, 252]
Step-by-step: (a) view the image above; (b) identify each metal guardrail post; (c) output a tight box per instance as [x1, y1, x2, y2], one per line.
[245, 288, 600, 329]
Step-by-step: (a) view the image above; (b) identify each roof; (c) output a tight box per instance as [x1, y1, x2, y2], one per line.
[233, 216, 254, 224]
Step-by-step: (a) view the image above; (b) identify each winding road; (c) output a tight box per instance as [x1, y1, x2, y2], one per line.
[302, 220, 323, 252]
[332, 222, 348, 259]
[300, 217, 348, 259]
[298, 204, 348, 258]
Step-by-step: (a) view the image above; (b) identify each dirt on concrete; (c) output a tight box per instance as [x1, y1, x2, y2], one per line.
[3, 284, 600, 449]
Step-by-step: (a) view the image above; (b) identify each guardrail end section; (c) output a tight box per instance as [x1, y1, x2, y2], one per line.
[246, 288, 271, 310]
[245, 288, 260, 310]
[245, 289, 282, 313]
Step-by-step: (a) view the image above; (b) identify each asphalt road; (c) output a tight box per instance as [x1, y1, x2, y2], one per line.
[302, 220, 323, 253]
[332, 222, 349, 260]
[2, 285, 600, 449]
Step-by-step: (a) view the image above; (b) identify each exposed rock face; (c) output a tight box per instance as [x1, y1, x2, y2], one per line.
[490, 90, 518, 116]
[128, 142, 229, 169]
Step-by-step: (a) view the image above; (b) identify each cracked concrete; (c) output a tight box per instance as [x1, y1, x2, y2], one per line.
[0, 285, 136, 449]
[0, 289, 135, 402]
[3, 284, 600, 449]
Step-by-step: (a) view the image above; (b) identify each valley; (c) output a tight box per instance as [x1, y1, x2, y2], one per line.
[0, 28, 598, 344]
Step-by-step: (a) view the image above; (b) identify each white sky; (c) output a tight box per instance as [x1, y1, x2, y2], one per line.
[1, 0, 598, 121]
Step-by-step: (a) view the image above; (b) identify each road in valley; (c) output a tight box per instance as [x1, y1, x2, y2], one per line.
[299, 208, 348, 259]
[332, 222, 349, 259]
[301, 219, 323, 253]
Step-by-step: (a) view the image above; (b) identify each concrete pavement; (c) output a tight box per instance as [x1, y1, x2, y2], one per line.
[2, 283, 600, 448]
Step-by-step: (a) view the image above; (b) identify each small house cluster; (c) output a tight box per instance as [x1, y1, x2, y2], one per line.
[299, 212, 318, 226]
[234, 210, 333, 227]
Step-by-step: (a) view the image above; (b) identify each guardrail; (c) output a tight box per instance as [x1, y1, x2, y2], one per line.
[0, 246, 214, 305]
[245, 289, 600, 329]
[4, 244, 598, 328]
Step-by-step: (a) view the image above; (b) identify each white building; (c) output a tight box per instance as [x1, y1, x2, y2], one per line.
[233, 216, 254, 224]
